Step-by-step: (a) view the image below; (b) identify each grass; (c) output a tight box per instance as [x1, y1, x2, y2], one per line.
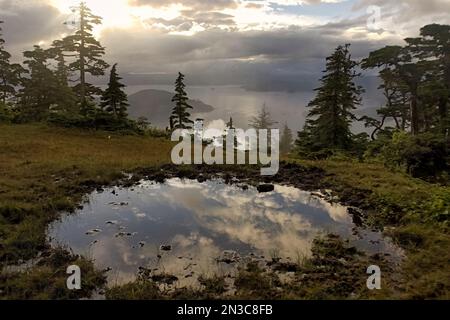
[0, 124, 173, 263]
[291, 157, 450, 299]
[0, 124, 449, 299]
[0, 248, 106, 300]
[0, 124, 172, 299]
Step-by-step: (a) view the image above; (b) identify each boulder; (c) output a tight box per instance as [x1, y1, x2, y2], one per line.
[257, 184, 275, 193]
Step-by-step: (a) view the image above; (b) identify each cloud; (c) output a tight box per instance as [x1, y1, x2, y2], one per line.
[99, 16, 390, 91]
[352, 0, 450, 37]
[0, 0, 66, 56]
[129, 0, 238, 10]
[1, 0, 448, 92]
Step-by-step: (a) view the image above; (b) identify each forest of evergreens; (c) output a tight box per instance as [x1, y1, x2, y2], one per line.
[0, 2, 448, 182]
[0, 2, 449, 301]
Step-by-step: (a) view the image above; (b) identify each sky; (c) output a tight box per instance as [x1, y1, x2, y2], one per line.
[1, 0, 450, 91]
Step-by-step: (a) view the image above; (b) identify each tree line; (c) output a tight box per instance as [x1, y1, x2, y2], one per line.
[296, 25, 449, 180]
[0, 2, 447, 179]
[0, 2, 131, 130]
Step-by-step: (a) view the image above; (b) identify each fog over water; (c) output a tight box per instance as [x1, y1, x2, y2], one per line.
[125, 84, 383, 133]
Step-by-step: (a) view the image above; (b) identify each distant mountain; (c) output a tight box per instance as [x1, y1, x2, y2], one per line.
[128, 89, 214, 127]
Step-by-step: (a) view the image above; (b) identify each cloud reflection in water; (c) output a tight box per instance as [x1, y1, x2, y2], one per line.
[48, 178, 401, 285]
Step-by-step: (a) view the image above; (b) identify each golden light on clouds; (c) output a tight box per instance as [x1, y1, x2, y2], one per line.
[47, 0, 326, 36]
[49, 0, 135, 29]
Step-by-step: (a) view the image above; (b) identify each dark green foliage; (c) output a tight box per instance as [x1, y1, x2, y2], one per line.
[0, 21, 25, 104]
[296, 44, 363, 153]
[59, 1, 109, 110]
[406, 24, 450, 135]
[371, 131, 448, 179]
[362, 45, 424, 135]
[101, 63, 129, 119]
[0, 102, 17, 123]
[361, 24, 450, 181]
[0, 248, 106, 300]
[170, 72, 193, 129]
[48, 40, 71, 87]
[364, 129, 396, 158]
[363, 24, 450, 137]
[47, 111, 141, 133]
[7, 3, 139, 132]
[136, 116, 151, 130]
[18, 46, 76, 122]
[361, 46, 410, 136]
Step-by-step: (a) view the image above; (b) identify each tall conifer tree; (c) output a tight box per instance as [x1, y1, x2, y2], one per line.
[0, 21, 25, 104]
[60, 1, 109, 113]
[297, 44, 363, 151]
[170, 72, 193, 129]
[19, 46, 63, 121]
[280, 123, 293, 154]
[101, 63, 129, 119]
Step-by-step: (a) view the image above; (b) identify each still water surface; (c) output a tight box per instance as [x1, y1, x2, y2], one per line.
[48, 179, 401, 286]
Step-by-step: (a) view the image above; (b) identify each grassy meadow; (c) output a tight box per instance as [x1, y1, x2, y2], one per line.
[0, 124, 448, 299]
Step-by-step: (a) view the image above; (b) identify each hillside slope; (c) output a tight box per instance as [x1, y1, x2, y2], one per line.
[128, 89, 214, 127]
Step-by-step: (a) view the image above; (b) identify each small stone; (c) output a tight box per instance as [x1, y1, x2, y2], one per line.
[257, 184, 274, 193]
[160, 245, 172, 251]
[85, 228, 102, 235]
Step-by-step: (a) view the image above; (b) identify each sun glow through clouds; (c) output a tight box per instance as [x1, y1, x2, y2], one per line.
[50, 0, 134, 29]
[47, 0, 331, 36]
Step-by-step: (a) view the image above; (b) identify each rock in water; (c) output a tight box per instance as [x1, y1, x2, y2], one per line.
[257, 184, 274, 193]
[160, 245, 172, 251]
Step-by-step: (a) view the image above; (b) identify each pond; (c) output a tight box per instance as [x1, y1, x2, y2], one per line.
[48, 178, 402, 287]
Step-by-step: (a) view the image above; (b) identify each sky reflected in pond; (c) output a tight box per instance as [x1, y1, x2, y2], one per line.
[48, 179, 402, 286]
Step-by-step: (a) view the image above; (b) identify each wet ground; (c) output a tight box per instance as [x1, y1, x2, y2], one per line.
[48, 178, 403, 288]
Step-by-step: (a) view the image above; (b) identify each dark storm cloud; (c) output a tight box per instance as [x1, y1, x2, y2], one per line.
[0, 0, 66, 56]
[100, 17, 388, 91]
[2, 0, 448, 92]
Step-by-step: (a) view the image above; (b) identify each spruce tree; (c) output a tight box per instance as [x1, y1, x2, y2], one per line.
[297, 44, 363, 151]
[101, 63, 129, 119]
[362, 46, 410, 138]
[280, 123, 293, 154]
[363, 44, 428, 136]
[226, 117, 235, 129]
[49, 40, 71, 87]
[406, 24, 450, 135]
[0, 21, 25, 104]
[170, 72, 193, 129]
[47, 40, 78, 114]
[249, 104, 277, 129]
[19, 46, 62, 121]
[60, 1, 109, 113]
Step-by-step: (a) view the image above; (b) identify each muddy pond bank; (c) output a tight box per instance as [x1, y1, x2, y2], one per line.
[45, 162, 405, 298]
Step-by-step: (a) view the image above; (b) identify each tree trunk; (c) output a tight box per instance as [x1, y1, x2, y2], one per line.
[79, 5, 86, 110]
[438, 96, 448, 135]
[410, 94, 419, 135]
